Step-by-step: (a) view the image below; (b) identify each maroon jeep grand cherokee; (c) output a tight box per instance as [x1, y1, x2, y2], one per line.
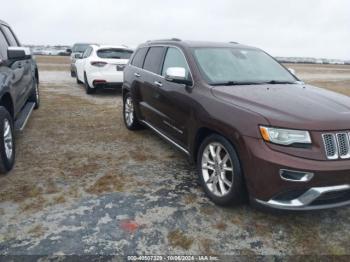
[122, 39, 350, 211]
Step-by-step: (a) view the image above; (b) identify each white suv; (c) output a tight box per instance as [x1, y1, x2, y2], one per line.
[75, 45, 133, 94]
[70, 43, 95, 77]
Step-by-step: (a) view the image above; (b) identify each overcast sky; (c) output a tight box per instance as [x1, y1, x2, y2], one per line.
[2, 0, 350, 59]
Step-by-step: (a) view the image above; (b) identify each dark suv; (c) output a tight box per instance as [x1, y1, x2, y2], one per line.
[0, 20, 39, 173]
[122, 39, 350, 211]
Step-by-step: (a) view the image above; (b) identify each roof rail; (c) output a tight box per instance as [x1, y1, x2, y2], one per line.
[229, 41, 239, 44]
[147, 38, 182, 42]
[0, 19, 8, 26]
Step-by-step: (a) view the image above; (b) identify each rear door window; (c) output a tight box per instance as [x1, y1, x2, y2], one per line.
[0, 25, 19, 47]
[143, 47, 166, 74]
[131, 47, 148, 68]
[0, 31, 9, 60]
[97, 49, 133, 59]
[83, 47, 92, 58]
[72, 44, 90, 53]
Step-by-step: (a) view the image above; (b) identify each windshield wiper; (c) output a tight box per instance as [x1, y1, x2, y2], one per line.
[211, 81, 264, 86]
[263, 80, 297, 84]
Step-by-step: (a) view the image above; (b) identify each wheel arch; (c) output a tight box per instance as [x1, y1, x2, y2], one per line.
[122, 84, 131, 101]
[191, 126, 244, 164]
[192, 125, 250, 199]
[0, 93, 14, 119]
[35, 67, 39, 83]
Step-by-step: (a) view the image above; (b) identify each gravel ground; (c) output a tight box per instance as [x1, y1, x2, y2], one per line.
[0, 57, 350, 257]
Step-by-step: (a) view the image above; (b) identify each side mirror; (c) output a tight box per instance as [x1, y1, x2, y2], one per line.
[7, 47, 32, 60]
[165, 67, 192, 85]
[66, 48, 72, 54]
[74, 53, 82, 59]
[288, 68, 296, 76]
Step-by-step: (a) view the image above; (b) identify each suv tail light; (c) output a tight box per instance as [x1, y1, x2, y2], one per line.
[91, 61, 107, 67]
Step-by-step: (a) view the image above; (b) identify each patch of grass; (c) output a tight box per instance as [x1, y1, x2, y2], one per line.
[20, 196, 46, 212]
[183, 194, 197, 204]
[199, 238, 217, 256]
[27, 224, 45, 237]
[327, 245, 347, 256]
[67, 186, 80, 198]
[45, 180, 60, 194]
[69, 163, 100, 177]
[168, 229, 194, 250]
[0, 184, 43, 202]
[53, 195, 66, 204]
[129, 147, 154, 162]
[200, 206, 216, 216]
[36, 55, 70, 64]
[214, 222, 227, 231]
[86, 173, 131, 195]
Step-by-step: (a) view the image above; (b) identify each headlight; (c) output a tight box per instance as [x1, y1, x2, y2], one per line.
[259, 126, 311, 146]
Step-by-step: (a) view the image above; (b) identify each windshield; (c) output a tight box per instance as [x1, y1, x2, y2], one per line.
[192, 47, 297, 85]
[97, 49, 133, 59]
[72, 44, 91, 53]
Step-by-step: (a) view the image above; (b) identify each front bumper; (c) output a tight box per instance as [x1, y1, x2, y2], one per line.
[243, 136, 350, 210]
[255, 185, 350, 210]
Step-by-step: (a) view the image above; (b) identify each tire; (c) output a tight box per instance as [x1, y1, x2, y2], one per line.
[123, 93, 142, 130]
[76, 73, 82, 84]
[84, 73, 95, 94]
[71, 70, 76, 77]
[28, 78, 40, 109]
[197, 134, 245, 206]
[0, 107, 15, 174]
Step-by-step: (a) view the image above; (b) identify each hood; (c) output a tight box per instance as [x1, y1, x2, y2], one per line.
[212, 84, 350, 131]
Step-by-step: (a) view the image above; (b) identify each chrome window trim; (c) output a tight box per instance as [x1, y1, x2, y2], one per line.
[129, 44, 195, 88]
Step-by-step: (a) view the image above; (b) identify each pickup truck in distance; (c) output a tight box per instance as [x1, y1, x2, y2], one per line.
[0, 20, 40, 173]
[122, 39, 350, 211]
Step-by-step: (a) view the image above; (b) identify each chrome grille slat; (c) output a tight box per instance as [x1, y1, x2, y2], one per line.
[322, 134, 338, 160]
[322, 133, 350, 160]
[337, 133, 350, 159]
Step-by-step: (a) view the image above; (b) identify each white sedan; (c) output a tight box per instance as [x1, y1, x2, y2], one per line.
[75, 45, 133, 94]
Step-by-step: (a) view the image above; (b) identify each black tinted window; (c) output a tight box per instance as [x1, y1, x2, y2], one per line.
[1, 25, 18, 46]
[72, 44, 90, 53]
[0, 31, 8, 59]
[143, 47, 165, 74]
[131, 47, 148, 68]
[97, 49, 133, 59]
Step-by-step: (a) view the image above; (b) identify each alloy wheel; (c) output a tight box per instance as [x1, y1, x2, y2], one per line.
[124, 96, 134, 127]
[3, 119, 13, 160]
[35, 81, 39, 102]
[201, 142, 234, 197]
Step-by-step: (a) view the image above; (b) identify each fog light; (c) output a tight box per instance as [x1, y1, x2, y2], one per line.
[279, 169, 314, 182]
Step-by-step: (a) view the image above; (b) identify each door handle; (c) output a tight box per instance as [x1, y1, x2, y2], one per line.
[134, 72, 141, 77]
[154, 81, 163, 87]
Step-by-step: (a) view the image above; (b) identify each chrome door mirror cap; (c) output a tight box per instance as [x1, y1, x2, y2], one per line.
[165, 67, 187, 81]
[165, 67, 192, 86]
